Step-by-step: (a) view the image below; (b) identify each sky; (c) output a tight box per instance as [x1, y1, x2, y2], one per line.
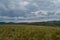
[0, 0, 60, 22]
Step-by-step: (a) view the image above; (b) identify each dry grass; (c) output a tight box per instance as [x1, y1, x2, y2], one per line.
[0, 24, 60, 40]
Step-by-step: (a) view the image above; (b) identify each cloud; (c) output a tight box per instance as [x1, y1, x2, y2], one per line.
[0, 0, 30, 10]
[31, 10, 48, 15]
[0, 0, 60, 22]
[52, 0, 60, 4]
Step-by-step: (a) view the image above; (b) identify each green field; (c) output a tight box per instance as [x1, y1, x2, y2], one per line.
[0, 24, 60, 40]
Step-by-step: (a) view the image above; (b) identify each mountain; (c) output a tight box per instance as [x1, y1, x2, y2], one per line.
[0, 21, 60, 26]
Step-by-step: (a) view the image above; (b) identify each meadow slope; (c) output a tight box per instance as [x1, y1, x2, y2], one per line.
[0, 24, 60, 40]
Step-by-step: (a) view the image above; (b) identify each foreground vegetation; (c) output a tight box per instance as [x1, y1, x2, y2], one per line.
[0, 24, 60, 40]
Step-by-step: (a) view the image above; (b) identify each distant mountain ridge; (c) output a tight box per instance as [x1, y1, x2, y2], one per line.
[28, 21, 60, 26]
[0, 21, 60, 26]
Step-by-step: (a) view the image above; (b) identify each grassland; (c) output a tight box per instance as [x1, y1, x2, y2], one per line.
[0, 24, 60, 40]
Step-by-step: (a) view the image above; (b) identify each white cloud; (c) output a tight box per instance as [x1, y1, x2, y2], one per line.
[20, 1, 29, 6]
[0, 0, 60, 22]
[0, 0, 30, 10]
[31, 10, 48, 17]
[52, 0, 60, 4]
[0, 16, 25, 20]
[32, 3, 39, 7]
[0, 3, 8, 10]
[18, 1, 29, 10]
